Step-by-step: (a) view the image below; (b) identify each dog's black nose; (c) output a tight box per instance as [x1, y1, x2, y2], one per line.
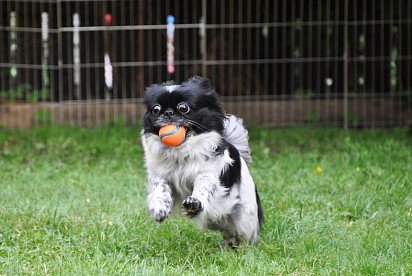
[164, 108, 175, 117]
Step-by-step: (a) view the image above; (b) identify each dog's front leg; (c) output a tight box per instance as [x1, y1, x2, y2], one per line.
[182, 173, 224, 221]
[147, 177, 173, 222]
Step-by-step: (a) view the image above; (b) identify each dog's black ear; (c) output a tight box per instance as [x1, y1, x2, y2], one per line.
[187, 76, 214, 92]
[143, 84, 163, 106]
[185, 77, 224, 114]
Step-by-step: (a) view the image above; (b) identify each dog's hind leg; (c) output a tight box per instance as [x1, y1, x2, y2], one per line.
[232, 206, 260, 244]
[219, 230, 240, 249]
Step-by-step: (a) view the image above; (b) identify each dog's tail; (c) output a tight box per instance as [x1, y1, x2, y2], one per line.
[223, 115, 252, 163]
[255, 187, 264, 228]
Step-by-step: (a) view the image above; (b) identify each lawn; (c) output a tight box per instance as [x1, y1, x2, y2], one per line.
[0, 125, 411, 274]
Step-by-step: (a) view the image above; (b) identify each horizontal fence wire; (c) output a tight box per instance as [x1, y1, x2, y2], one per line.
[8, 58, 355, 69]
[0, 0, 411, 129]
[3, 20, 412, 33]
[2, 56, 412, 69]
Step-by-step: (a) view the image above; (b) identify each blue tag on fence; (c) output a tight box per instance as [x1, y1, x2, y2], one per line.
[167, 15, 175, 24]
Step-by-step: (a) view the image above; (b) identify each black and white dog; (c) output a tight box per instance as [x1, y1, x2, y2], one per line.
[141, 76, 263, 247]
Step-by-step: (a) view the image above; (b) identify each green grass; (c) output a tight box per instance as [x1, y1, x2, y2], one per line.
[0, 126, 411, 274]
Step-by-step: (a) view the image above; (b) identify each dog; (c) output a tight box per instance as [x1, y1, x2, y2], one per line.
[141, 76, 263, 247]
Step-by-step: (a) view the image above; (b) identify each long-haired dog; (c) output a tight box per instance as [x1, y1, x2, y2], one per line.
[141, 76, 263, 247]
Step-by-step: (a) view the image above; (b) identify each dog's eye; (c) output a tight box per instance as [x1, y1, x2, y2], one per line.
[177, 102, 190, 114]
[151, 105, 161, 115]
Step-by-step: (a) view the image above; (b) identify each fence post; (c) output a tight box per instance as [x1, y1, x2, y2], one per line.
[41, 12, 49, 89]
[73, 13, 81, 100]
[104, 13, 113, 100]
[343, 0, 349, 129]
[57, 0, 63, 106]
[201, 0, 207, 77]
[9, 11, 18, 91]
[166, 15, 176, 76]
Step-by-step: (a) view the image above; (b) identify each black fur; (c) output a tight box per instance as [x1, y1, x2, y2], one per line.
[218, 141, 242, 189]
[255, 187, 264, 227]
[182, 196, 203, 217]
[143, 76, 225, 135]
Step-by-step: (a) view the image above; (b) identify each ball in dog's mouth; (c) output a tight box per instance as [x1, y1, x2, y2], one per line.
[158, 124, 187, 147]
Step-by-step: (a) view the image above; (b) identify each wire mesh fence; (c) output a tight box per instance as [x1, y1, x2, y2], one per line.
[0, 0, 411, 129]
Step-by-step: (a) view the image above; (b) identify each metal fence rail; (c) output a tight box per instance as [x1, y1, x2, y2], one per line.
[0, 0, 411, 128]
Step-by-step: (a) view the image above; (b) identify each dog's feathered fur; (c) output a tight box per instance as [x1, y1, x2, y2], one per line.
[141, 76, 263, 246]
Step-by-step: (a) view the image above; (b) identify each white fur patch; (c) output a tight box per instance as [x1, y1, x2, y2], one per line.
[142, 131, 223, 198]
[165, 85, 180, 93]
[223, 115, 252, 163]
[146, 177, 173, 222]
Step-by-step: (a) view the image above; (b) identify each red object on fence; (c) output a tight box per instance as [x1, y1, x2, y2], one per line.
[104, 13, 112, 26]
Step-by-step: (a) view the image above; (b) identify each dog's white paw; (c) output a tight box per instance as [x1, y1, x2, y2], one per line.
[148, 201, 171, 222]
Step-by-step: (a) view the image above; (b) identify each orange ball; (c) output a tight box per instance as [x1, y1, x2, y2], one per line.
[159, 124, 186, 147]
